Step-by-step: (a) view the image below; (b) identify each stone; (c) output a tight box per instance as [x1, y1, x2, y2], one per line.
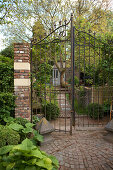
[36, 117, 54, 145]
[105, 119, 113, 132]
[36, 117, 54, 134]
[103, 132, 113, 143]
[104, 119, 113, 143]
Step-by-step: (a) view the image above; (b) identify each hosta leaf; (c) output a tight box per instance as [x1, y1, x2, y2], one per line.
[48, 155, 59, 168]
[29, 149, 43, 159]
[8, 123, 24, 131]
[33, 130, 43, 142]
[0, 163, 5, 170]
[36, 159, 53, 170]
[0, 145, 13, 155]
[22, 127, 33, 134]
[6, 162, 15, 170]
[25, 166, 36, 170]
[13, 138, 36, 152]
[24, 158, 37, 165]
[25, 123, 35, 128]
[4, 117, 14, 123]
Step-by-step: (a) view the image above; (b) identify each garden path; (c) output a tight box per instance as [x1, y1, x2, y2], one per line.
[41, 128, 113, 170]
[57, 90, 71, 118]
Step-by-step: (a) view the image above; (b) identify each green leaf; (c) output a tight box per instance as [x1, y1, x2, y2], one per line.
[29, 149, 43, 159]
[25, 123, 35, 128]
[48, 155, 59, 168]
[25, 166, 37, 170]
[33, 130, 43, 142]
[4, 117, 14, 123]
[25, 158, 37, 165]
[8, 123, 24, 131]
[0, 145, 13, 155]
[35, 159, 53, 170]
[0, 163, 5, 170]
[13, 138, 36, 152]
[6, 163, 15, 170]
[22, 127, 33, 134]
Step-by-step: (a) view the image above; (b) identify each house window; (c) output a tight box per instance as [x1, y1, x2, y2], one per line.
[53, 69, 58, 78]
[56, 70, 58, 78]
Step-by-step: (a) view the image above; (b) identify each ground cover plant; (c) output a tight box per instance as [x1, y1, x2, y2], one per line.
[0, 125, 20, 148]
[0, 138, 59, 170]
[4, 117, 43, 144]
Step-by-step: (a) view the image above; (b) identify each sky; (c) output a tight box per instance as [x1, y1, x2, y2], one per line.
[0, 0, 113, 52]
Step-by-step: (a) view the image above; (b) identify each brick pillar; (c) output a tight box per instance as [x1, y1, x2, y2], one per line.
[14, 43, 31, 120]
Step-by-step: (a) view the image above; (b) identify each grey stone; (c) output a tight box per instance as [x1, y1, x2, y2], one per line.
[103, 132, 113, 144]
[36, 117, 54, 145]
[36, 117, 54, 134]
[105, 119, 113, 132]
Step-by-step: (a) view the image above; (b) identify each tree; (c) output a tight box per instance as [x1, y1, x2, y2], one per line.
[1, 0, 113, 88]
[0, 44, 14, 58]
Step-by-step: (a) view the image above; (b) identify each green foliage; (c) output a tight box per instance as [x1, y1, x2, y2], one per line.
[0, 45, 14, 58]
[32, 115, 40, 124]
[33, 63, 52, 97]
[0, 125, 20, 148]
[86, 103, 104, 119]
[103, 99, 110, 113]
[68, 76, 79, 86]
[0, 60, 14, 92]
[0, 55, 15, 123]
[42, 103, 60, 120]
[0, 138, 59, 170]
[4, 117, 43, 144]
[0, 93, 16, 124]
[14, 117, 30, 127]
[74, 99, 87, 115]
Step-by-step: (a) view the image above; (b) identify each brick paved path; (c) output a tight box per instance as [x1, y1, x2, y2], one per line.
[41, 129, 113, 170]
[57, 91, 71, 118]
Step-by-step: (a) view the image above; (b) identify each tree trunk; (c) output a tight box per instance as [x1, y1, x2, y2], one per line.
[60, 71, 68, 88]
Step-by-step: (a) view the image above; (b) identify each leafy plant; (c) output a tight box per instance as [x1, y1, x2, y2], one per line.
[14, 117, 30, 127]
[0, 93, 16, 124]
[103, 99, 110, 113]
[42, 103, 60, 120]
[0, 138, 59, 170]
[86, 103, 104, 119]
[4, 117, 43, 144]
[0, 125, 20, 147]
[32, 115, 40, 124]
[68, 76, 79, 86]
[0, 61, 14, 93]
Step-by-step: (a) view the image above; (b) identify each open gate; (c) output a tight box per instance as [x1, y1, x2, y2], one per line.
[30, 14, 113, 134]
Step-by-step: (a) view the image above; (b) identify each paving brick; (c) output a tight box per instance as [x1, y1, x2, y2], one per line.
[41, 130, 113, 170]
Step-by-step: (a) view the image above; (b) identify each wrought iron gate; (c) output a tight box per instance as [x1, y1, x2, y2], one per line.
[31, 15, 74, 134]
[73, 26, 113, 127]
[30, 14, 113, 134]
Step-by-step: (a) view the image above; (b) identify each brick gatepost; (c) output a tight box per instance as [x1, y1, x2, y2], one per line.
[14, 43, 31, 120]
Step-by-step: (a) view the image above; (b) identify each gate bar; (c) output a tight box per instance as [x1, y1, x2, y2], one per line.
[71, 14, 75, 134]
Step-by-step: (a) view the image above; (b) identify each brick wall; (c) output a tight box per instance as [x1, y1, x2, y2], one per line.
[14, 43, 31, 120]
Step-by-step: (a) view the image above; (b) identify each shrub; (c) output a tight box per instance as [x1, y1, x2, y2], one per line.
[0, 138, 59, 170]
[32, 115, 40, 124]
[0, 93, 16, 124]
[103, 99, 110, 114]
[42, 103, 60, 120]
[14, 117, 30, 127]
[68, 76, 79, 86]
[0, 62, 14, 93]
[4, 116, 43, 144]
[86, 103, 104, 119]
[0, 125, 20, 147]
